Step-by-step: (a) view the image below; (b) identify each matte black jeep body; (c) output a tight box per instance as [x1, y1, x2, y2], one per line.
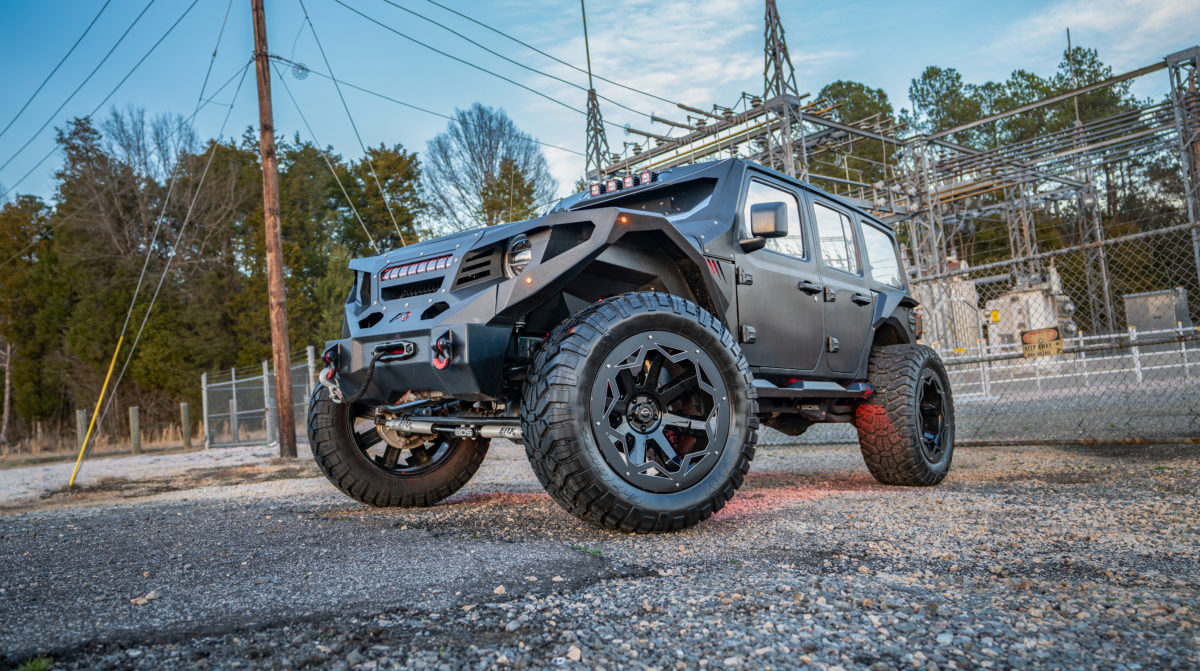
[311, 158, 952, 531]
[323, 158, 917, 407]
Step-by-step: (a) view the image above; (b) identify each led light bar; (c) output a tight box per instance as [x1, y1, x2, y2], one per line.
[381, 254, 453, 281]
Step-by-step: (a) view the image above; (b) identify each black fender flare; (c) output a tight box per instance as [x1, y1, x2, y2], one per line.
[490, 207, 728, 324]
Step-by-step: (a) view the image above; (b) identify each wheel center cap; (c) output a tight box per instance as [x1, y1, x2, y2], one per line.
[627, 394, 661, 432]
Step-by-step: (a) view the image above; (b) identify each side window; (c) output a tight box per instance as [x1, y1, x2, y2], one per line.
[861, 223, 903, 287]
[814, 202, 860, 274]
[742, 180, 805, 258]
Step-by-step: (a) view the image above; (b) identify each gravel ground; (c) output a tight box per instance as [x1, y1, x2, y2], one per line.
[1, 440, 1197, 670]
[0, 444, 281, 506]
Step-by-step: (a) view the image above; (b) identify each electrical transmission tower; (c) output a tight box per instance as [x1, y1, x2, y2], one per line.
[581, 1, 610, 181]
[762, 0, 806, 178]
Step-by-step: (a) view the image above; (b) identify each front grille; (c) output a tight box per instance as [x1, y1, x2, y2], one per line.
[382, 278, 441, 301]
[452, 246, 500, 290]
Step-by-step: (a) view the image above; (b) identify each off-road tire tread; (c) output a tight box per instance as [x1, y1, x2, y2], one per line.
[854, 344, 953, 486]
[307, 387, 488, 507]
[521, 292, 758, 533]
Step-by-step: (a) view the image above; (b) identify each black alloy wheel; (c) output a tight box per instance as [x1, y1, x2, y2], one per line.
[589, 330, 730, 493]
[853, 344, 955, 487]
[343, 402, 456, 476]
[521, 292, 759, 533]
[916, 369, 947, 463]
[308, 387, 489, 507]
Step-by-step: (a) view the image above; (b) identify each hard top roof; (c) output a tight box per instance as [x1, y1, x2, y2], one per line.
[556, 157, 890, 229]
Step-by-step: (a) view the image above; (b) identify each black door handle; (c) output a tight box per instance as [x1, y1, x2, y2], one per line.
[797, 280, 824, 295]
[852, 292, 872, 305]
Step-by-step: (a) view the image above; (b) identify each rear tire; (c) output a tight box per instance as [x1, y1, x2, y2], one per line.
[307, 387, 489, 506]
[854, 344, 954, 486]
[521, 292, 758, 533]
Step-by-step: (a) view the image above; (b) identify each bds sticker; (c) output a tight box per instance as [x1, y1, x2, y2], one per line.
[1021, 327, 1063, 358]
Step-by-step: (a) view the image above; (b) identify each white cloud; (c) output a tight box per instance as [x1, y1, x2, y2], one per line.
[499, 0, 853, 191]
[987, 0, 1200, 71]
[502, 0, 771, 189]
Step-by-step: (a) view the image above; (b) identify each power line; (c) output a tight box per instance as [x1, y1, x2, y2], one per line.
[297, 0, 405, 243]
[0, 0, 202, 201]
[334, 0, 649, 138]
[419, 0, 685, 109]
[0, 0, 114, 142]
[332, 0, 589, 118]
[374, 0, 654, 120]
[269, 54, 585, 157]
[271, 60, 378, 252]
[197, 0, 236, 105]
[0, 0, 157, 177]
[111, 11, 244, 348]
[70, 7, 246, 475]
[93, 62, 253, 453]
[0, 62, 250, 271]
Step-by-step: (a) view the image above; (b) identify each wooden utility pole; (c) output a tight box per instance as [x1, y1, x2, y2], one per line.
[251, 0, 297, 458]
[1, 340, 11, 447]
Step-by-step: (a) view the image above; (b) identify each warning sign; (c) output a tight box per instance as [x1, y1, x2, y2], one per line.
[1021, 327, 1063, 358]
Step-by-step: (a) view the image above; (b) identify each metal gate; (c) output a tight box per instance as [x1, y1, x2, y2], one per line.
[201, 347, 317, 448]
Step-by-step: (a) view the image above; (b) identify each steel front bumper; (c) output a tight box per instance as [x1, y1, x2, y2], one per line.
[319, 322, 511, 405]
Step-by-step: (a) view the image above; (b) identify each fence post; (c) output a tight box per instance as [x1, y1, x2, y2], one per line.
[306, 345, 316, 417]
[263, 359, 278, 446]
[977, 340, 990, 397]
[1130, 326, 1143, 383]
[1077, 333, 1088, 384]
[75, 408, 87, 450]
[201, 372, 210, 449]
[129, 406, 141, 454]
[1179, 322, 1191, 379]
[230, 367, 239, 444]
[181, 402, 191, 450]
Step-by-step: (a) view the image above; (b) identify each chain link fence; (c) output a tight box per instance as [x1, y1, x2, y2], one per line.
[759, 216, 1200, 447]
[201, 348, 317, 448]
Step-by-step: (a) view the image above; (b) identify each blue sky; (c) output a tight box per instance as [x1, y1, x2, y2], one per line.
[1, 0, 1197, 202]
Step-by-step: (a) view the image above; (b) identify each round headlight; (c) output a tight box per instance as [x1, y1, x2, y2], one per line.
[504, 234, 533, 278]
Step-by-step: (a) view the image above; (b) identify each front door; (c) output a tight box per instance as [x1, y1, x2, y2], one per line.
[811, 199, 874, 374]
[734, 177, 824, 372]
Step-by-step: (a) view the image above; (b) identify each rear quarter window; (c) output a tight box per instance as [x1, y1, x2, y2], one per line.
[861, 224, 903, 287]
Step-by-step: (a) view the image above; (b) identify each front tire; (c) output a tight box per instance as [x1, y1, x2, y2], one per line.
[854, 344, 954, 486]
[521, 292, 758, 532]
[307, 387, 489, 507]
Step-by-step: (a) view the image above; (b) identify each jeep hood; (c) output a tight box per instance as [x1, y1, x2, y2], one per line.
[347, 217, 540, 272]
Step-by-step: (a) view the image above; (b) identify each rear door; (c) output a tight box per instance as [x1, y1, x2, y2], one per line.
[734, 176, 824, 372]
[811, 198, 874, 374]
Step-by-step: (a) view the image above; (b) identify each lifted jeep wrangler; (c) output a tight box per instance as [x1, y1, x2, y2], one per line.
[310, 158, 954, 532]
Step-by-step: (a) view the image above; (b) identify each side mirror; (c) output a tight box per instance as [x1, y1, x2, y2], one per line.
[749, 202, 788, 239]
